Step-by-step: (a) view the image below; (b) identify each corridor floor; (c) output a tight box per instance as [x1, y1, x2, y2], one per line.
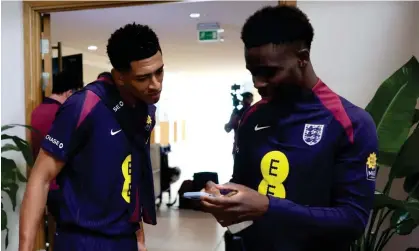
[143, 205, 226, 251]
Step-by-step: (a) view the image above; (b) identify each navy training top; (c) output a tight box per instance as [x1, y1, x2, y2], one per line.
[232, 80, 378, 251]
[41, 76, 156, 236]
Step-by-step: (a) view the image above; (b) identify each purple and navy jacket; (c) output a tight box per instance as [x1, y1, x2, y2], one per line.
[232, 80, 378, 251]
[41, 75, 157, 236]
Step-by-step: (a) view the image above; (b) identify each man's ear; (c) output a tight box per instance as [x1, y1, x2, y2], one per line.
[65, 90, 73, 98]
[111, 68, 124, 86]
[297, 48, 310, 68]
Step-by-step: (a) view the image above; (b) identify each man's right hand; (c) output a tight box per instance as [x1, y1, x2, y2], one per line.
[202, 181, 240, 226]
[202, 181, 222, 197]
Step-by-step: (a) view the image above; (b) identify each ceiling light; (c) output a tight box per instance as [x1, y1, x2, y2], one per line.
[218, 29, 225, 33]
[220, 38, 225, 42]
[190, 13, 200, 18]
[87, 45, 98, 51]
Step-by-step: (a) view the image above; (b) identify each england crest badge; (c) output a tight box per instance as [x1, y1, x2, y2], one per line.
[302, 124, 324, 146]
[145, 115, 152, 132]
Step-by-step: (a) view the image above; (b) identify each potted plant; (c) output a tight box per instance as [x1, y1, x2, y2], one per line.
[1, 124, 35, 248]
[351, 57, 419, 251]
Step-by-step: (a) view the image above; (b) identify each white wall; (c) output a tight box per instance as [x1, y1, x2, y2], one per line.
[1, 1, 27, 251]
[298, 1, 417, 108]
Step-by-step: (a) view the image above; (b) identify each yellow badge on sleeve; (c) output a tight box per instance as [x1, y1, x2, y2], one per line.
[366, 152, 377, 181]
[145, 115, 152, 131]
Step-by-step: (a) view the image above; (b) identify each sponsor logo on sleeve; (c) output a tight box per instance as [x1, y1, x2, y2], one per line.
[366, 152, 377, 181]
[113, 101, 124, 112]
[45, 135, 64, 149]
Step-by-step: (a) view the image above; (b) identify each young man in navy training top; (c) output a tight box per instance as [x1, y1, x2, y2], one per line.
[201, 6, 378, 251]
[19, 23, 163, 251]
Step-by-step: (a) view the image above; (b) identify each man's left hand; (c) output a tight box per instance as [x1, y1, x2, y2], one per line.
[200, 183, 269, 227]
[136, 224, 146, 251]
[137, 242, 147, 251]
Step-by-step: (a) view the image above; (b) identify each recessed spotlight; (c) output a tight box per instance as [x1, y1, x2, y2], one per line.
[218, 29, 225, 33]
[87, 45, 98, 51]
[190, 13, 200, 18]
[220, 38, 225, 42]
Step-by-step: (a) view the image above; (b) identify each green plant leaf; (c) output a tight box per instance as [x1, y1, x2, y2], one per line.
[1, 143, 20, 152]
[1, 157, 17, 185]
[1, 124, 37, 133]
[365, 57, 419, 166]
[1, 156, 27, 183]
[1, 208, 7, 231]
[390, 125, 419, 179]
[1, 183, 19, 210]
[1, 124, 17, 131]
[390, 209, 418, 235]
[2, 134, 34, 166]
[374, 191, 404, 209]
[404, 173, 419, 199]
[413, 109, 419, 125]
[16, 170, 27, 182]
[1, 202, 9, 248]
[13, 136, 34, 167]
[1, 204, 9, 248]
[5, 228, 8, 248]
[1, 157, 20, 209]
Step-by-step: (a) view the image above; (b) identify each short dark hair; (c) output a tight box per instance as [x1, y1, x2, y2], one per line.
[97, 71, 112, 79]
[52, 70, 83, 94]
[242, 92, 253, 99]
[241, 6, 314, 49]
[107, 23, 161, 72]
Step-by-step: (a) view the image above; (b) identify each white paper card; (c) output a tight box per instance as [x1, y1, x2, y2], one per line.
[227, 221, 253, 234]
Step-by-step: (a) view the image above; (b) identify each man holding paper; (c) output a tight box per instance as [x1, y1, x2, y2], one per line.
[201, 5, 377, 251]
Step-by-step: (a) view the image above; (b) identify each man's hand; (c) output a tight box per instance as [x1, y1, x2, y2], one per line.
[201, 181, 236, 226]
[201, 181, 222, 196]
[200, 182, 269, 227]
[137, 241, 147, 251]
[136, 222, 146, 251]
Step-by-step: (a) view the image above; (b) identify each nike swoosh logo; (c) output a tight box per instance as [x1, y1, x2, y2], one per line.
[254, 125, 271, 131]
[110, 129, 122, 136]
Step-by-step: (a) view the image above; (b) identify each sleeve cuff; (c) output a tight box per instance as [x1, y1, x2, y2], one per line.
[41, 145, 67, 163]
[264, 195, 286, 218]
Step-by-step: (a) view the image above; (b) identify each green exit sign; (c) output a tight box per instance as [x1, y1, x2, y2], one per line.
[198, 30, 219, 42]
